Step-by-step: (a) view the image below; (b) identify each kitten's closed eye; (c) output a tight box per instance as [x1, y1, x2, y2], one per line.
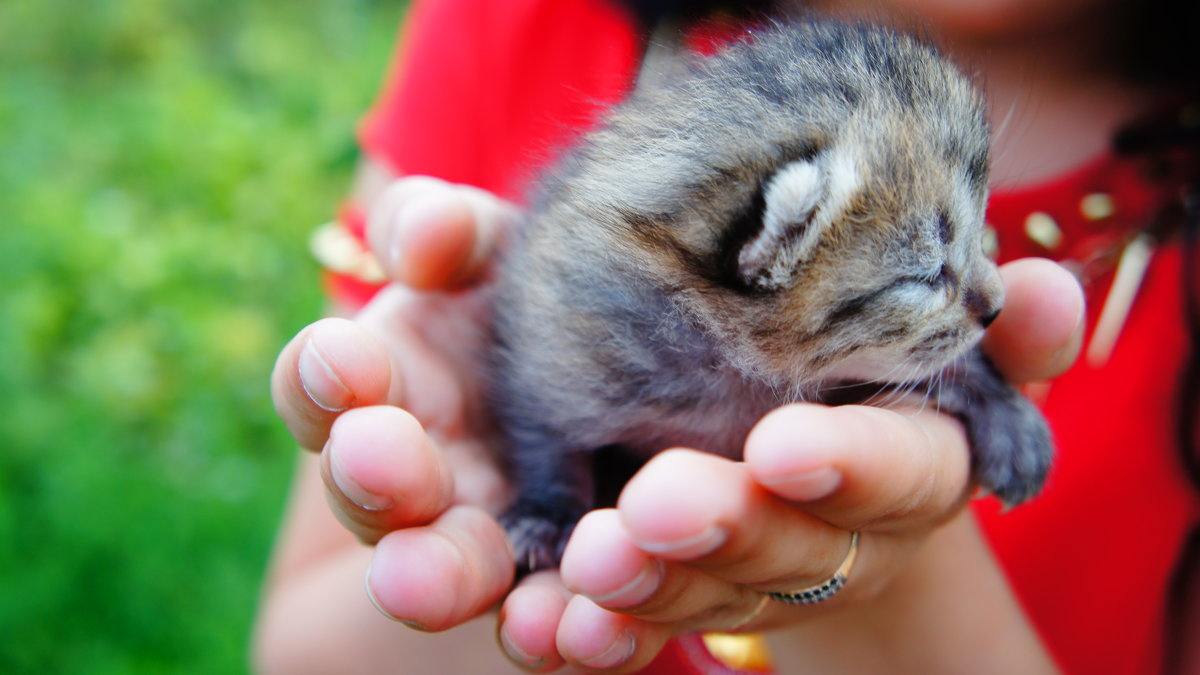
[912, 263, 955, 289]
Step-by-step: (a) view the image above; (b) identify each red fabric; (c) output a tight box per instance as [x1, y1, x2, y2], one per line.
[339, 1, 1200, 672]
[974, 148, 1200, 674]
[359, 0, 640, 202]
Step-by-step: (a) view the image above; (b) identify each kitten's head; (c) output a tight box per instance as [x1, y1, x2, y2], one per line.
[724, 117, 1002, 386]
[582, 21, 1000, 387]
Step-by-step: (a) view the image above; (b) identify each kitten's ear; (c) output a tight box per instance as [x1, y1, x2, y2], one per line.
[737, 159, 828, 290]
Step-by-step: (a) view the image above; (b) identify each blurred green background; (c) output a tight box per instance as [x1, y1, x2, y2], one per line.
[0, 0, 406, 671]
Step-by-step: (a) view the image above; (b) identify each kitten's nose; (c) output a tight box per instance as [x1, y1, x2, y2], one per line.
[964, 287, 1002, 328]
[966, 263, 1005, 329]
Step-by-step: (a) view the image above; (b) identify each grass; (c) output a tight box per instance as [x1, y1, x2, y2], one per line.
[0, 0, 406, 671]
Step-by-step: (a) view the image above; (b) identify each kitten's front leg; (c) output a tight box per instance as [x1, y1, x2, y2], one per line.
[497, 421, 595, 575]
[934, 348, 1054, 506]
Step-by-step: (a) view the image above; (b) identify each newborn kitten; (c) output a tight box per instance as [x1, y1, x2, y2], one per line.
[489, 20, 1053, 573]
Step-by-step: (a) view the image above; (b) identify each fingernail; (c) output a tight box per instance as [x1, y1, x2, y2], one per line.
[365, 564, 425, 630]
[759, 465, 842, 501]
[498, 624, 547, 670]
[635, 525, 727, 558]
[388, 203, 416, 272]
[1052, 311, 1086, 365]
[389, 194, 443, 271]
[298, 338, 352, 412]
[579, 630, 636, 669]
[330, 444, 393, 511]
[586, 559, 662, 608]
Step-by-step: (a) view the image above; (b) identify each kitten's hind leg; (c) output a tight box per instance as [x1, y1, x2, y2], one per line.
[933, 349, 1054, 506]
[497, 424, 594, 575]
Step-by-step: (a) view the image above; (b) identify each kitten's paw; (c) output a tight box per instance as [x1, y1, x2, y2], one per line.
[935, 349, 1055, 507]
[499, 500, 583, 575]
[970, 397, 1053, 506]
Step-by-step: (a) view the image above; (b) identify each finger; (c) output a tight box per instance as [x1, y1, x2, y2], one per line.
[743, 403, 971, 532]
[497, 571, 572, 672]
[320, 406, 455, 543]
[354, 285, 478, 433]
[983, 257, 1085, 383]
[616, 449, 859, 593]
[366, 505, 514, 632]
[561, 509, 766, 630]
[594, 453, 921, 627]
[271, 318, 393, 451]
[556, 596, 674, 673]
[366, 176, 519, 290]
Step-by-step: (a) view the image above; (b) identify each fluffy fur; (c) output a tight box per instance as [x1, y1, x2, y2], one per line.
[489, 20, 1052, 572]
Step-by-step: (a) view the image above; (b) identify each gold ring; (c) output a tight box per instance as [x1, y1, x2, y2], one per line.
[765, 531, 860, 605]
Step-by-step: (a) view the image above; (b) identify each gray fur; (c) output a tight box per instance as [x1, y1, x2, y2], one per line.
[489, 20, 1052, 572]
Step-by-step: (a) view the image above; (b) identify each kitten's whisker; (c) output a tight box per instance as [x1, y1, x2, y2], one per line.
[935, 354, 959, 415]
[932, 367, 945, 415]
[916, 359, 949, 416]
[875, 357, 922, 410]
[822, 355, 910, 394]
[899, 362, 927, 412]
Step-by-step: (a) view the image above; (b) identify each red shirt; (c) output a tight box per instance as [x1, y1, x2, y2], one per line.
[337, 0, 1200, 671]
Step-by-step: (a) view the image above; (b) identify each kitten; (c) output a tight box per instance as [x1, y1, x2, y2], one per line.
[489, 20, 1052, 573]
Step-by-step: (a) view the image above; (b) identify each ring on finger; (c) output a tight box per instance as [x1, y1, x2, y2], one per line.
[765, 531, 860, 605]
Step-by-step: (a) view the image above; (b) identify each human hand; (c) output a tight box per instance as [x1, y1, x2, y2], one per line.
[272, 174, 1082, 671]
[495, 258, 1084, 672]
[270, 176, 527, 630]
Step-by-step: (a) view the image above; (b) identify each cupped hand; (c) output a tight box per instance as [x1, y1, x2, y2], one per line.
[270, 176, 525, 630]
[497, 258, 1085, 673]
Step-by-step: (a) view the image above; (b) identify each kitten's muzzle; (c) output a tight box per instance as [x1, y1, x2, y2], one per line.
[979, 308, 1000, 329]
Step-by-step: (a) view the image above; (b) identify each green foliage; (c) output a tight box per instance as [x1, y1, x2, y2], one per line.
[0, 0, 405, 671]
